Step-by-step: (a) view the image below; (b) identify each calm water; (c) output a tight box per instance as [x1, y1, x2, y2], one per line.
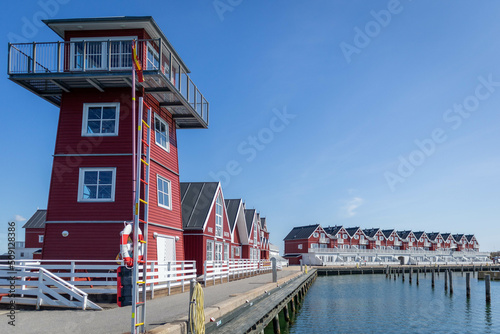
[286, 272, 499, 334]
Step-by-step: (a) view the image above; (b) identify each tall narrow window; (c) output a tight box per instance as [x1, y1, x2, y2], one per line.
[215, 193, 223, 237]
[78, 168, 116, 202]
[82, 103, 120, 136]
[157, 175, 172, 210]
[154, 115, 170, 152]
[224, 243, 229, 261]
[206, 240, 214, 261]
[215, 242, 222, 261]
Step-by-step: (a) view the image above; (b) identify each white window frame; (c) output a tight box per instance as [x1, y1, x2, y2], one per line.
[82, 103, 120, 136]
[146, 42, 160, 70]
[154, 114, 170, 152]
[157, 175, 172, 210]
[215, 194, 223, 238]
[215, 242, 223, 262]
[224, 243, 229, 261]
[298, 244, 303, 250]
[38, 235, 44, 243]
[313, 232, 319, 238]
[206, 240, 214, 261]
[78, 167, 116, 202]
[253, 225, 258, 245]
[70, 36, 136, 71]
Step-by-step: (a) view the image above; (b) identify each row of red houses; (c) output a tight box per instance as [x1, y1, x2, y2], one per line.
[10, 16, 270, 276]
[283, 224, 480, 264]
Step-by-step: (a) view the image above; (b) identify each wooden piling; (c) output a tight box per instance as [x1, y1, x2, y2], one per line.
[437, 265, 440, 276]
[444, 270, 448, 291]
[402, 268, 405, 282]
[424, 266, 427, 277]
[449, 270, 453, 294]
[432, 269, 435, 288]
[284, 304, 290, 322]
[485, 274, 491, 303]
[273, 314, 281, 334]
[416, 269, 419, 286]
[409, 268, 412, 284]
[466, 273, 471, 298]
[291, 296, 296, 313]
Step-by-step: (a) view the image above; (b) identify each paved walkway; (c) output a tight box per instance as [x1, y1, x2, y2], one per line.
[0, 267, 299, 334]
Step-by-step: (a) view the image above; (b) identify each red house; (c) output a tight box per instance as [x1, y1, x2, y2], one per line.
[427, 232, 444, 251]
[440, 233, 456, 250]
[345, 227, 368, 249]
[260, 217, 270, 260]
[465, 235, 479, 251]
[224, 198, 246, 260]
[396, 231, 416, 250]
[413, 231, 431, 250]
[243, 210, 262, 260]
[22, 209, 47, 259]
[181, 182, 232, 275]
[382, 229, 400, 249]
[283, 224, 328, 264]
[8, 17, 209, 261]
[362, 228, 385, 250]
[453, 234, 468, 251]
[324, 226, 347, 249]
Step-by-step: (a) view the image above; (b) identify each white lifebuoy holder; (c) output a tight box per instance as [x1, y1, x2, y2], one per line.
[120, 223, 144, 267]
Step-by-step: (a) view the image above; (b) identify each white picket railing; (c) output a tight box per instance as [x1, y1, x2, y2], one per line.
[0, 259, 197, 302]
[0, 264, 101, 310]
[203, 259, 279, 287]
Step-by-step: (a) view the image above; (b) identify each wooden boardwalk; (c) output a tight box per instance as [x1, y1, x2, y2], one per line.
[205, 269, 316, 334]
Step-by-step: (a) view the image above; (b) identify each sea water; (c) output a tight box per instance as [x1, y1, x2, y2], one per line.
[285, 272, 499, 334]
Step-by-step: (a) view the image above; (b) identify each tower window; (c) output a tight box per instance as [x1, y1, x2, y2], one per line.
[154, 115, 170, 152]
[78, 168, 116, 202]
[82, 103, 120, 136]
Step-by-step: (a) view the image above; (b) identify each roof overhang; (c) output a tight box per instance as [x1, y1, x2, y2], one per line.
[42, 16, 190, 72]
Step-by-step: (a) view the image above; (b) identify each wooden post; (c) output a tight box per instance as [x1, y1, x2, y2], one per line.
[300, 260, 303, 272]
[272, 258, 277, 283]
[449, 270, 453, 294]
[416, 269, 419, 286]
[485, 274, 491, 303]
[424, 266, 427, 277]
[273, 314, 281, 334]
[291, 297, 296, 314]
[444, 270, 448, 291]
[402, 268, 405, 282]
[284, 304, 290, 322]
[409, 268, 412, 284]
[432, 269, 435, 288]
[466, 273, 471, 298]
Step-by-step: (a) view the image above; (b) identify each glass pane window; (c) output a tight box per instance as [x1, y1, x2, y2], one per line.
[154, 115, 170, 151]
[147, 44, 160, 70]
[157, 176, 172, 209]
[206, 241, 213, 261]
[83, 103, 119, 136]
[79, 168, 115, 202]
[215, 194, 223, 237]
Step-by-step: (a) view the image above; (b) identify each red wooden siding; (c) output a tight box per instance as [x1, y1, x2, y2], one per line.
[25, 228, 45, 248]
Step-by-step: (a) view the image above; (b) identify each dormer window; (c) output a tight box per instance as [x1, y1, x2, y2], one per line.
[313, 232, 319, 238]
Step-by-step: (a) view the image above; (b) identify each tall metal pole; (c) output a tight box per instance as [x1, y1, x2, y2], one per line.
[131, 46, 139, 334]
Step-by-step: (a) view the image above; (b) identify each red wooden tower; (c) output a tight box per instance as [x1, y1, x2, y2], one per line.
[8, 17, 209, 262]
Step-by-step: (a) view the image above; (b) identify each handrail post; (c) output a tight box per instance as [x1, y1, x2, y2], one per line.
[82, 40, 86, 72]
[158, 38, 162, 72]
[204, 261, 207, 287]
[181, 262, 185, 292]
[7, 43, 12, 74]
[32, 42, 36, 73]
[57, 41, 61, 72]
[151, 261, 155, 299]
[167, 261, 171, 295]
[108, 39, 111, 71]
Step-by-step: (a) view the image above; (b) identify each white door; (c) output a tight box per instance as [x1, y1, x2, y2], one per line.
[157, 235, 176, 279]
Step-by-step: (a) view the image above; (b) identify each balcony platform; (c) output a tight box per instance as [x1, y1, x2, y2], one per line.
[8, 39, 209, 129]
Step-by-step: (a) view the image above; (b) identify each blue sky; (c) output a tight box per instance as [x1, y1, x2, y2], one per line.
[1, 0, 499, 253]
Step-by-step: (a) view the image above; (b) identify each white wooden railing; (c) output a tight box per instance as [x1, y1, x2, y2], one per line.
[0, 259, 197, 300]
[0, 264, 101, 310]
[203, 259, 279, 287]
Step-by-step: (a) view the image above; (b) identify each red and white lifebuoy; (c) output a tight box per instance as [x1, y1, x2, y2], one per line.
[120, 223, 144, 267]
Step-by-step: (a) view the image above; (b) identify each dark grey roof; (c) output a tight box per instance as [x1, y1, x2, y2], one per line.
[466, 234, 475, 242]
[244, 209, 256, 235]
[363, 228, 380, 238]
[261, 217, 267, 231]
[426, 232, 440, 241]
[224, 199, 241, 232]
[413, 231, 425, 239]
[324, 226, 343, 236]
[382, 229, 395, 238]
[396, 230, 412, 240]
[283, 224, 320, 241]
[23, 210, 47, 229]
[345, 227, 360, 237]
[453, 234, 465, 241]
[441, 233, 452, 241]
[180, 182, 219, 230]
